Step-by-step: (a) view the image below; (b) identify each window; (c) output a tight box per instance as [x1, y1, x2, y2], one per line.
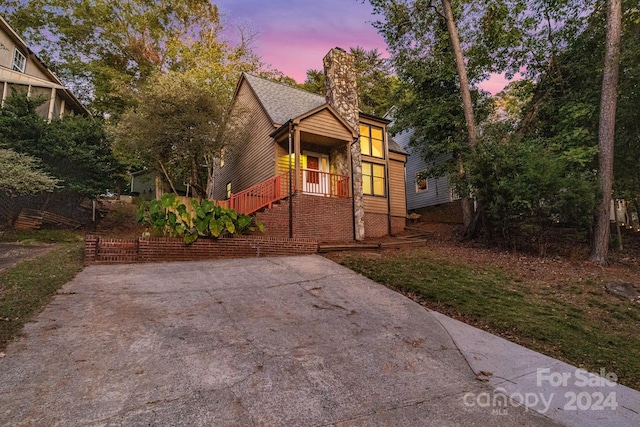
[226, 182, 231, 199]
[220, 147, 225, 167]
[359, 124, 384, 158]
[416, 171, 428, 193]
[362, 162, 385, 197]
[12, 49, 26, 73]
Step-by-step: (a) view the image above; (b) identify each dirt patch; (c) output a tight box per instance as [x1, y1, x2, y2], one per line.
[0, 243, 56, 273]
[326, 222, 640, 327]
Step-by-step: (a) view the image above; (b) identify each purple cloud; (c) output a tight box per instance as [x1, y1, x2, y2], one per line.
[216, 0, 508, 93]
[216, 0, 386, 82]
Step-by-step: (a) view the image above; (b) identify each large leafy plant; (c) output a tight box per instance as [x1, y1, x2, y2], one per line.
[137, 194, 265, 244]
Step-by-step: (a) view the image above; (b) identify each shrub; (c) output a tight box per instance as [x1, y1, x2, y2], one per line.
[467, 137, 597, 250]
[136, 194, 265, 244]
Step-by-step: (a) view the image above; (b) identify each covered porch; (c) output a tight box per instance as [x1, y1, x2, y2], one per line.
[272, 105, 357, 200]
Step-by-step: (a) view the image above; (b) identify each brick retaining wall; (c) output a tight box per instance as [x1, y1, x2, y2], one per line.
[85, 235, 318, 265]
[255, 193, 354, 242]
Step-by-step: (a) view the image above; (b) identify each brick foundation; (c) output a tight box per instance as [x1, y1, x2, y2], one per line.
[85, 235, 318, 265]
[411, 200, 463, 224]
[256, 193, 354, 242]
[391, 216, 406, 235]
[364, 212, 389, 238]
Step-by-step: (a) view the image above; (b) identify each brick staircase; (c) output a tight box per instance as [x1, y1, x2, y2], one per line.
[254, 197, 291, 239]
[94, 239, 139, 263]
[254, 192, 354, 242]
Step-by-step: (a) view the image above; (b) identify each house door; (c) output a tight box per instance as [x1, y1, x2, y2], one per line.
[303, 152, 329, 196]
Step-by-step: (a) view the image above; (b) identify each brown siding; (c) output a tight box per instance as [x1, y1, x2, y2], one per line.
[214, 80, 276, 199]
[363, 195, 388, 214]
[275, 143, 290, 176]
[298, 109, 352, 141]
[389, 151, 406, 162]
[388, 158, 407, 218]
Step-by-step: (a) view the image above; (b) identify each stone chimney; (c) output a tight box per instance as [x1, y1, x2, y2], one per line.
[323, 47, 365, 240]
[323, 47, 359, 132]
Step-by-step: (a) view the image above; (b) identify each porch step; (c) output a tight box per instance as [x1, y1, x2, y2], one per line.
[318, 244, 380, 253]
[96, 240, 139, 263]
[318, 239, 428, 253]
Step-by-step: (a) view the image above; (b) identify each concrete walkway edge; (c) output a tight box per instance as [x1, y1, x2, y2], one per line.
[430, 310, 640, 427]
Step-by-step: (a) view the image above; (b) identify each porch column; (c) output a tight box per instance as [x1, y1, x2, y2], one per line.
[347, 142, 352, 197]
[294, 127, 301, 192]
[1, 82, 7, 107]
[47, 87, 56, 122]
[59, 99, 65, 118]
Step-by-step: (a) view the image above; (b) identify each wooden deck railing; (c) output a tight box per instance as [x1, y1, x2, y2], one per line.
[227, 171, 349, 215]
[302, 170, 350, 198]
[229, 175, 283, 215]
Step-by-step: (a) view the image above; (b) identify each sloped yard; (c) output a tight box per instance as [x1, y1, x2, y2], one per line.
[326, 236, 640, 391]
[0, 230, 84, 350]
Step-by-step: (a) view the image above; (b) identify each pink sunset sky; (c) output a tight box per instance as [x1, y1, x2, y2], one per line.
[216, 0, 509, 94]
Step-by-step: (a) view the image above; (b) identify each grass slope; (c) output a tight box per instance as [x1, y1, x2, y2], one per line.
[337, 249, 640, 391]
[0, 232, 84, 350]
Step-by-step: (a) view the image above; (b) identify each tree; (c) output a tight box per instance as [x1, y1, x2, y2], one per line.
[0, 94, 122, 198]
[591, 0, 622, 265]
[0, 0, 262, 117]
[517, 0, 638, 257]
[0, 149, 59, 196]
[112, 72, 246, 199]
[368, 0, 491, 235]
[300, 47, 400, 117]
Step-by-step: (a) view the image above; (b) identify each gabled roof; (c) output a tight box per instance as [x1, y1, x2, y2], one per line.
[388, 136, 409, 155]
[0, 15, 89, 116]
[242, 73, 405, 155]
[242, 73, 325, 126]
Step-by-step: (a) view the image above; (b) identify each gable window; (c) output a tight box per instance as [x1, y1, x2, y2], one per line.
[359, 124, 384, 158]
[226, 182, 232, 199]
[416, 171, 428, 193]
[12, 49, 26, 73]
[362, 161, 385, 197]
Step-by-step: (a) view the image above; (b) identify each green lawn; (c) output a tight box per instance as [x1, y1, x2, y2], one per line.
[0, 231, 84, 350]
[335, 248, 640, 391]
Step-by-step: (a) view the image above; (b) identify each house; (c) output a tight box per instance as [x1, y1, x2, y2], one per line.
[213, 48, 408, 241]
[393, 127, 459, 212]
[0, 15, 88, 118]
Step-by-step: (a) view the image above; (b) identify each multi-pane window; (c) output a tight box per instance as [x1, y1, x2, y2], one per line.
[359, 124, 384, 158]
[12, 49, 26, 73]
[226, 182, 232, 199]
[362, 162, 385, 197]
[416, 171, 428, 193]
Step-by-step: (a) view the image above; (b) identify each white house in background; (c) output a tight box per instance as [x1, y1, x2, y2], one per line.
[393, 127, 458, 211]
[0, 14, 88, 118]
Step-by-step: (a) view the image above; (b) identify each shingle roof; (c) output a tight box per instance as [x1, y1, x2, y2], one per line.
[388, 136, 409, 155]
[243, 73, 407, 156]
[243, 73, 326, 125]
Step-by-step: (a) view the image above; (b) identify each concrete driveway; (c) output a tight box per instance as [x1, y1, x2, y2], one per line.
[0, 255, 556, 426]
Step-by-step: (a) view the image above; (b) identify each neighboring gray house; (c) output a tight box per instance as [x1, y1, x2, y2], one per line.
[393, 127, 457, 211]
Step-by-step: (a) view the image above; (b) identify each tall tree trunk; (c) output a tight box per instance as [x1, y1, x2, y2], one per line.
[158, 161, 178, 195]
[190, 155, 202, 199]
[614, 200, 623, 251]
[441, 0, 478, 235]
[441, 0, 477, 149]
[591, 0, 622, 265]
